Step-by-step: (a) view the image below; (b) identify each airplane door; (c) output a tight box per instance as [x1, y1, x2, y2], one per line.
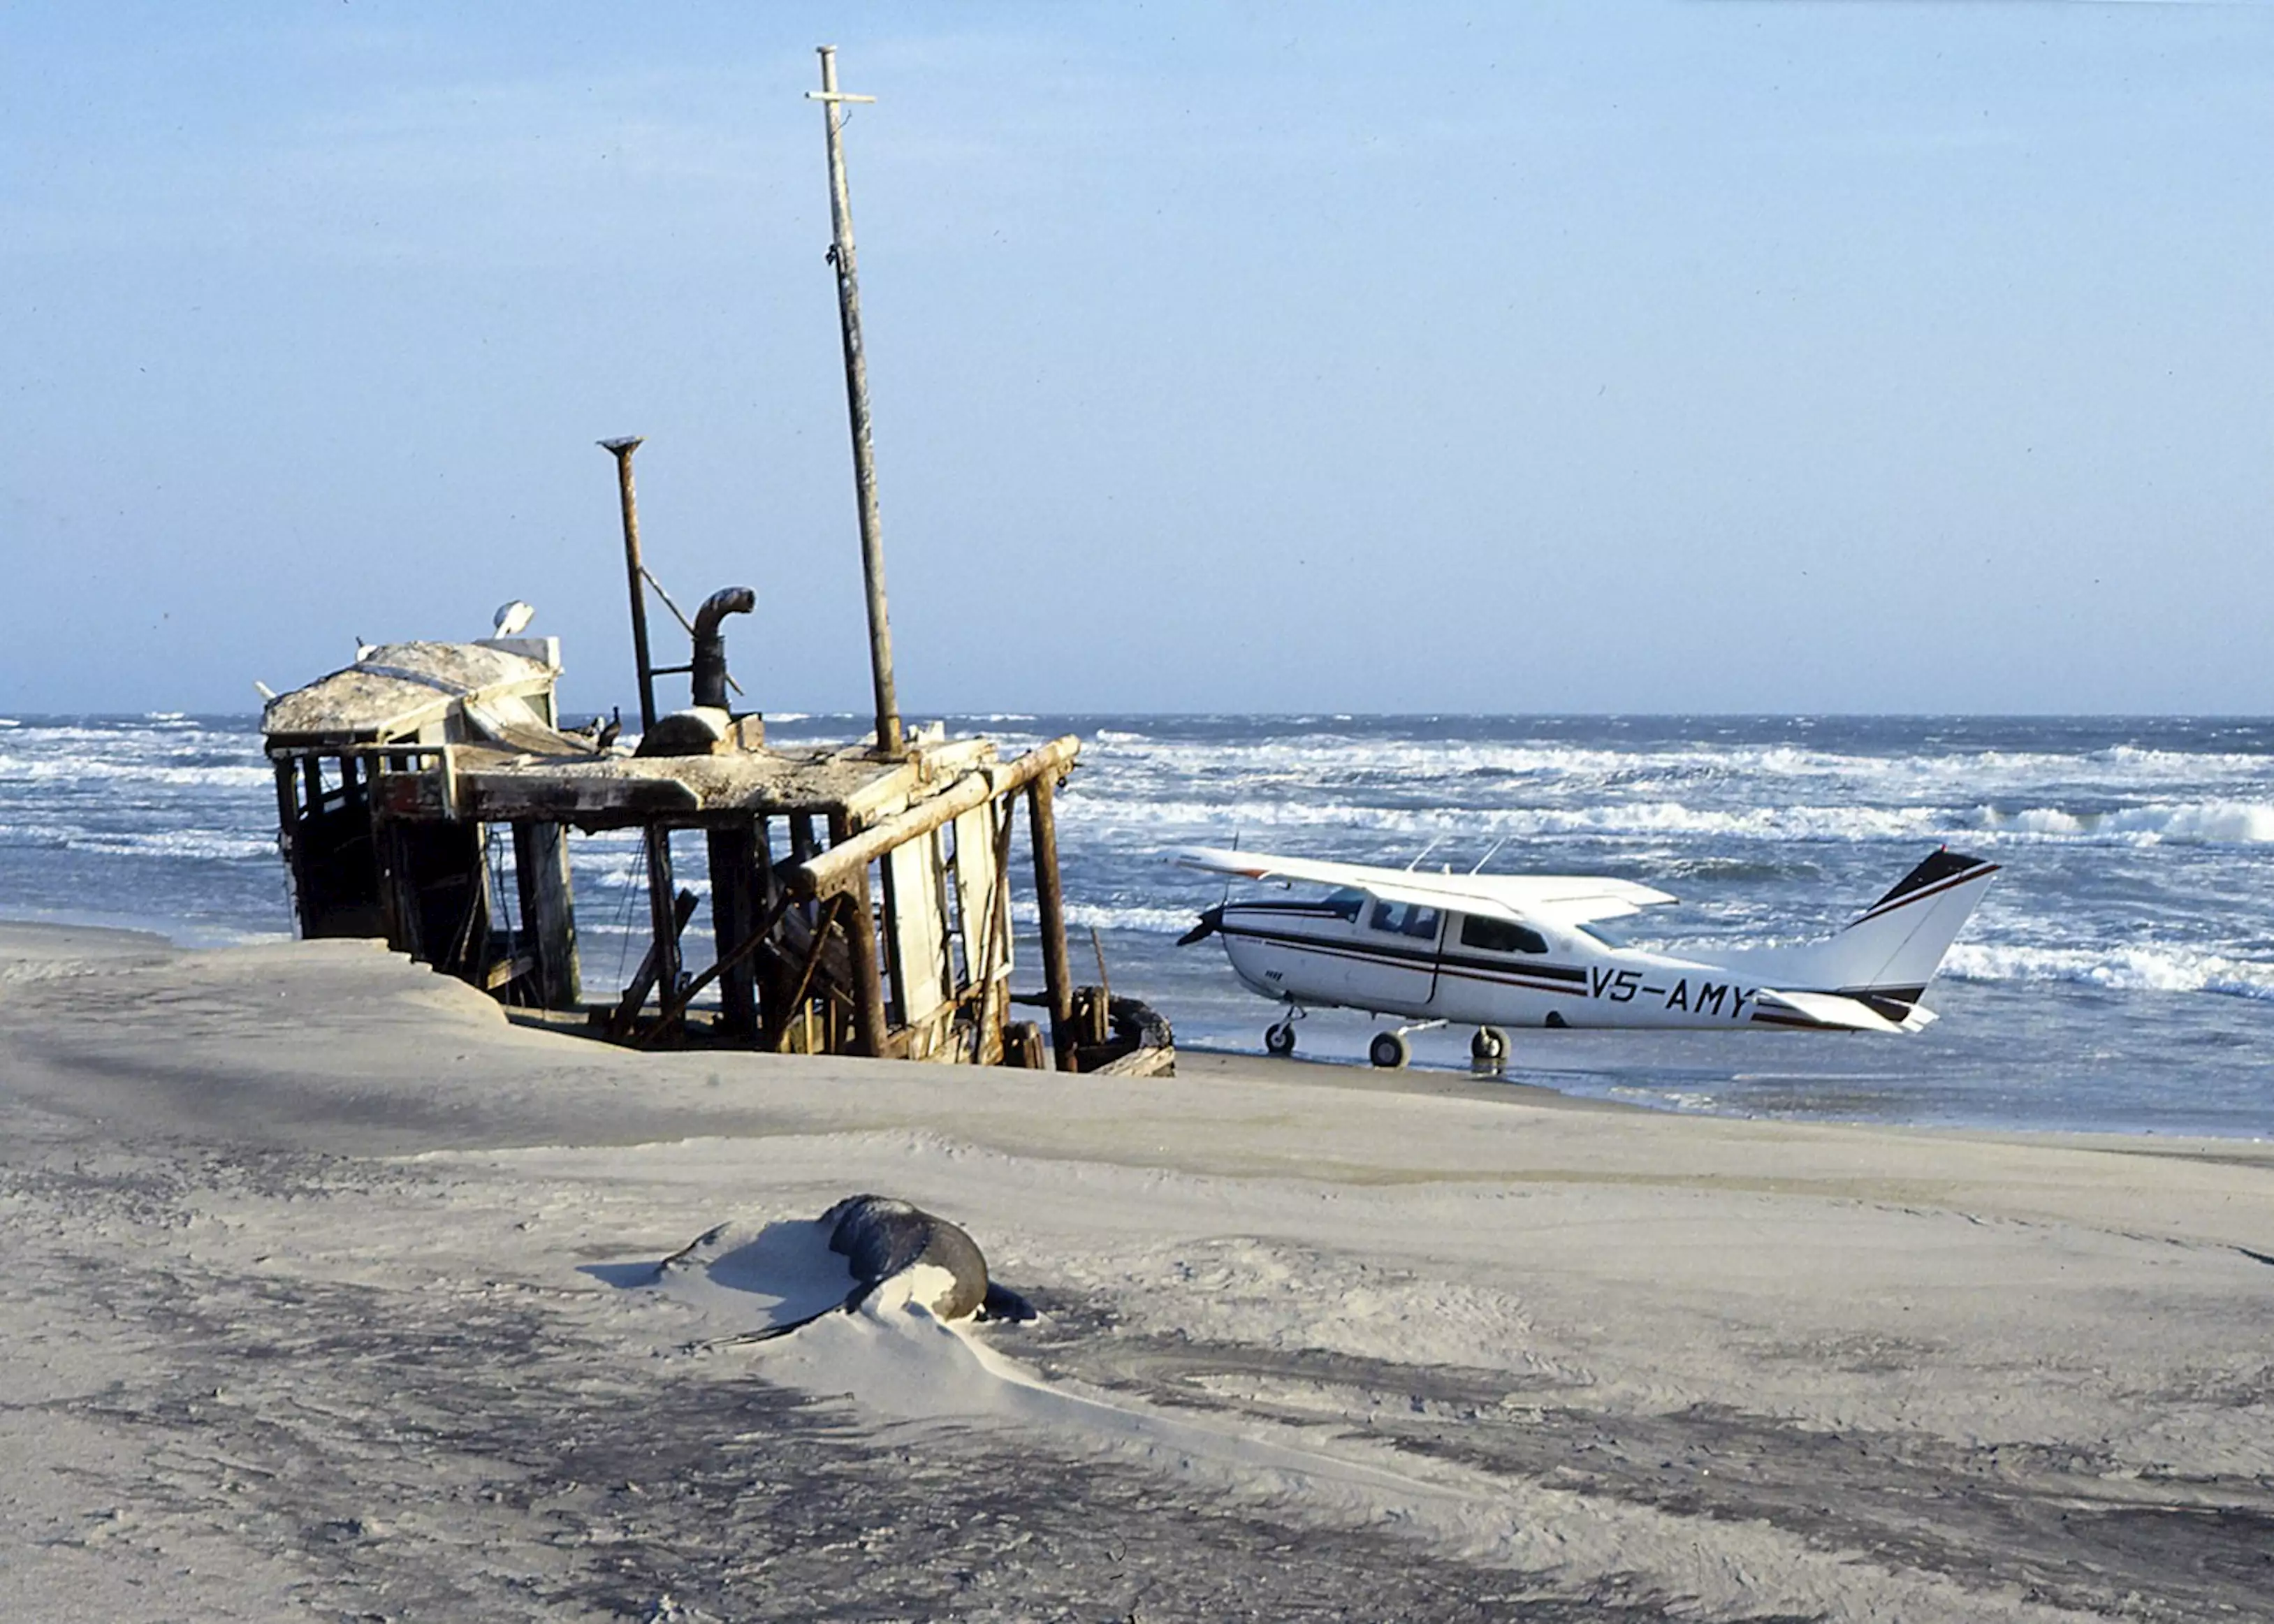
[1344, 898, 1443, 1014]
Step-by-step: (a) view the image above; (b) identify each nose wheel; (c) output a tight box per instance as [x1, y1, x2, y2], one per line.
[1367, 1030, 1410, 1069]
[1263, 1005, 1306, 1058]
[1471, 1025, 1509, 1066]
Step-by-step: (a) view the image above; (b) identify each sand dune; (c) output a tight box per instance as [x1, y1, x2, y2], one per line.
[2, 922, 2268, 1621]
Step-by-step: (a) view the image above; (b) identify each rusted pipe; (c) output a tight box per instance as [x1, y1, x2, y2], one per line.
[599, 437, 659, 733]
[691, 586, 755, 709]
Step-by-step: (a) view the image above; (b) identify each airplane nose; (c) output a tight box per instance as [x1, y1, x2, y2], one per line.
[1176, 905, 1224, 946]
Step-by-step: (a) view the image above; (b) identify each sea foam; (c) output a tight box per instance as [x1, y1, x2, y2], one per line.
[1944, 943, 2274, 1001]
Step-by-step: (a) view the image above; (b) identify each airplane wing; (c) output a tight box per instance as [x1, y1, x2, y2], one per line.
[1165, 846, 1676, 928]
[1461, 873, 1677, 927]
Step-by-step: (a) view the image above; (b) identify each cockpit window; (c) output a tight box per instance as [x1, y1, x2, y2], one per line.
[1459, 915, 1548, 956]
[1368, 900, 1443, 940]
[1322, 886, 1366, 921]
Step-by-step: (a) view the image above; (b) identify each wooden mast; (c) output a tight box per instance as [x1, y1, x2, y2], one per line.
[808, 45, 904, 759]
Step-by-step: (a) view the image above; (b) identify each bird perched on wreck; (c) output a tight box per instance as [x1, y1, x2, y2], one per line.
[492, 599, 535, 637]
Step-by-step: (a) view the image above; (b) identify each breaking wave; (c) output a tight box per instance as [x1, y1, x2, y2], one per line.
[1061, 795, 1953, 844]
[0, 755, 272, 789]
[1077, 734, 2273, 796]
[1944, 943, 2274, 1002]
[1065, 792, 2274, 849]
[1007, 900, 1198, 935]
[0, 822, 275, 861]
[1982, 800, 2274, 846]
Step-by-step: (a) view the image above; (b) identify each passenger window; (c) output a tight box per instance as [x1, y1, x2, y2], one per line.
[1459, 914, 1548, 956]
[1369, 900, 1442, 940]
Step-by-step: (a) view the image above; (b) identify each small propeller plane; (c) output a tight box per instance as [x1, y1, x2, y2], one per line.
[1169, 844, 1999, 1067]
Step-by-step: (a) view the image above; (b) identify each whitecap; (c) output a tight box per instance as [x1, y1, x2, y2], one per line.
[60, 828, 278, 861]
[1060, 794, 1949, 846]
[1984, 800, 2274, 846]
[1943, 942, 2274, 1001]
[1008, 899, 1218, 935]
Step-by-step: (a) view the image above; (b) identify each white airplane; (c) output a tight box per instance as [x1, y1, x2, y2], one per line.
[1169, 844, 1999, 1067]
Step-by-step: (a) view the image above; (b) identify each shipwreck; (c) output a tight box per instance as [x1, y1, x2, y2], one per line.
[257, 47, 1168, 1077]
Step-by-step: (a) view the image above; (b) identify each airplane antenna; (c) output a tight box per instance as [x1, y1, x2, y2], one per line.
[1468, 837, 1507, 874]
[1404, 836, 1442, 872]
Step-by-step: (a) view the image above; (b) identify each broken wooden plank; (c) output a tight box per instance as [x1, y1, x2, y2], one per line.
[608, 887, 699, 1039]
[791, 735, 1080, 898]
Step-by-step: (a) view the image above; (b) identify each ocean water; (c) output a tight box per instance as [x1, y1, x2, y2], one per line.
[3, 711, 2268, 1138]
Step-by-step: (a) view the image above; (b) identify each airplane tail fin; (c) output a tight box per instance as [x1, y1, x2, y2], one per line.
[1779, 849, 1999, 1019]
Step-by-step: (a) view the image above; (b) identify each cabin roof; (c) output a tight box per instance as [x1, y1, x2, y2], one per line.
[262, 641, 558, 745]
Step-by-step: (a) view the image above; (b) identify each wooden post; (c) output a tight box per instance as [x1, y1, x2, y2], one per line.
[601, 436, 661, 733]
[511, 820, 582, 1009]
[611, 887, 699, 1040]
[641, 825, 682, 1012]
[706, 820, 763, 1038]
[1028, 775, 1077, 1067]
[830, 810, 891, 1057]
[603, 436, 678, 970]
[274, 761, 308, 935]
[808, 47, 902, 757]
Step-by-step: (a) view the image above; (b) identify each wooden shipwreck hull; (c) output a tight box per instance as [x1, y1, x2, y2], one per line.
[261, 641, 1169, 1075]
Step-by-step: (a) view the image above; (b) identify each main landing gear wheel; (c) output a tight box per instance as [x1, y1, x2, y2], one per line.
[1264, 1021, 1298, 1058]
[1369, 1030, 1411, 1069]
[1471, 1026, 1509, 1065]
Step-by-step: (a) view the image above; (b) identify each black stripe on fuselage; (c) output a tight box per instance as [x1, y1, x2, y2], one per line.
[1218, 917, 1592, 995]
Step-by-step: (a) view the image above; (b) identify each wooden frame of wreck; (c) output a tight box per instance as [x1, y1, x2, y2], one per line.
[265, 695, 1106, 1067]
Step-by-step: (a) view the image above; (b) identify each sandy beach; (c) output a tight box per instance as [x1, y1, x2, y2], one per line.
[3, 923, 2268, 1621]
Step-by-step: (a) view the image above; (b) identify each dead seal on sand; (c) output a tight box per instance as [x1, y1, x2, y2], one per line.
[668, 1194, 1035, 1344]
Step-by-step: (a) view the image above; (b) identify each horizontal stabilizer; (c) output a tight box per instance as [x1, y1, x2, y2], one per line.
[1751, 987, 1916, 1033]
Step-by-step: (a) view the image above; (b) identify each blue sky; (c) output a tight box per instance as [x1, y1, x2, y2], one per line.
[3, 1, 2270, 716]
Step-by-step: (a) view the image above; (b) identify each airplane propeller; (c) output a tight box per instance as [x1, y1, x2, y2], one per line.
[1177, 905, 1225, 946]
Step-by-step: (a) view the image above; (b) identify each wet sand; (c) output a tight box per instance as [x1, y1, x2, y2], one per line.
[3, 923, 2269, 1621]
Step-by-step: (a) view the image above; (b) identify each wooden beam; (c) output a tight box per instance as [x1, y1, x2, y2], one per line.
[775, 893, 849, 1049]
[640, 825, 681, 1018]
[511, 820, 581, 1009]
[705, 820, 763, 1037]
[830, 810, 891, 1058]
[791, 735, 1080, 898]
[274, 761, 308, 935]
[609, 887, 698, 1039]
[639, 886, 796, 1048]
[1028, 775, 1077, 1067]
